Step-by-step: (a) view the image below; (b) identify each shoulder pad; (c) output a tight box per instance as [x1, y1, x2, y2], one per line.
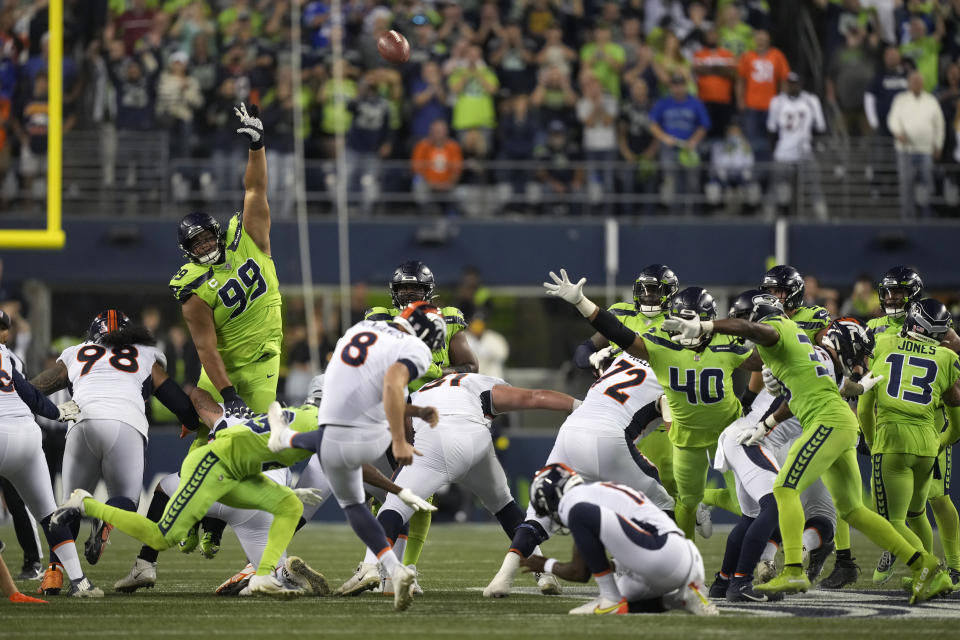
[170, 267, 215, 303]
[365, 306, 395, 321]
[641, 332, 683, 351]
[442, 307, 466, 327]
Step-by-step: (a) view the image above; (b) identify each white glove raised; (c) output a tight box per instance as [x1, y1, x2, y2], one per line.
[858, 371, 884, 393]
[588, 346, 616, 375]
[661, 316, 712, 342]
[57, 399, 81, 422]
[761, 366, 783, 395]
[293, 488, 326, 506]
[397, 488, 437, 512]
[544, 269, 597, 317]
[234, 102, 264, 150]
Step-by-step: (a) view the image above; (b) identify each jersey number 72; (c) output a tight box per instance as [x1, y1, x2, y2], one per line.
[592, 360, 647, 404]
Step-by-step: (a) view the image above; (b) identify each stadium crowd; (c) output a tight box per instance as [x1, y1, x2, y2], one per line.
[2, 0, 960, 216]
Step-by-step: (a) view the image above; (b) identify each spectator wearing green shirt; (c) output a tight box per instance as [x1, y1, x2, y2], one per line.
[217, 0, 263, 41]
[716, 4, 754, 57]
[580, 26, 626, 97]
[900, 15, 944, 91]
[448, 46, 499, 138]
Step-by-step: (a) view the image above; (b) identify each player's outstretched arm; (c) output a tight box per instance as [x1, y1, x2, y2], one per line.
[445, 331, 479, 375]
[234, 102, 270, 255]
[189, 386, 226, 429]
[11, 368, 60, 421]
[520, 546, 590, 583]
[29, 360, 69, 394]
[360, 465, 436, 512]
[151, 363, 201, 431]
[710, 318, 779, 346]
[182, 295, 247, 416]
[384, 362, 420, 466]
[0, 555, 46, 603]
[489, 385, 578, 413]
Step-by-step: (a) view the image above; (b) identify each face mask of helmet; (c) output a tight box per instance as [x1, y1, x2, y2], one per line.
[634, 280, 666, 317]
[185, 228, 222, 265]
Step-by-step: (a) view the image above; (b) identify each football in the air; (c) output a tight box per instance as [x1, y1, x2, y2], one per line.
[377, 30, 410, 64]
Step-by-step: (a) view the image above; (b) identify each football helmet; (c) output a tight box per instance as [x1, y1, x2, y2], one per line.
[902, 298, 951, 344]
[728, 289, 784, 323]
[390, 261, 436, 308]
[760, 265, 805, 311]
[394, 301, 446, 351]
[633, 264, 680, 318]
[667, 287, 717, 349]
[178, 212, 225, 266]
[529, 463, 584, 527]
[88, 309, 131, 343]
[823, 318, 874, 379]
[877, 266, 923, 318]
[304, 374, 324, 407]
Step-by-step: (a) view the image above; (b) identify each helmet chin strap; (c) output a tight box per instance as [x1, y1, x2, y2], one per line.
[884, 305, 906, 318]
[639, 306, 661, 318]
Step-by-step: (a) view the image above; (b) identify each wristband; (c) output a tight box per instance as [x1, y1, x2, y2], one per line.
[763, 414, 778, 432]
[575, 296, 598, 318]
[571, 399, 582, 412]
[701, 320, 714, 334]
[543, 558, 557, 574]
[220, 385, 238, 401]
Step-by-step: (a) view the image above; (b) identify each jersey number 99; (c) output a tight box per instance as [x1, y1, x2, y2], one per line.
[218, 258, 268, 319]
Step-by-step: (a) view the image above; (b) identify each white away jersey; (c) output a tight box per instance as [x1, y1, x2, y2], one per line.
[409, 373, 507, 430]
[567, 353, 663, 438]
[318, 321, 432, 430]
[767, 91, 826, 162]
[558, 482, 682, 536]
[59, 341, 166, 438]
[0, 343, 31, 420]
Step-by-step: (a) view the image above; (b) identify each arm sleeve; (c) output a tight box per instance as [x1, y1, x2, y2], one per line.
[573, 339, 598, 369]
[588, 308, 640, 351]
[12, 368, 59, 420]
[154, 378, 201, 431]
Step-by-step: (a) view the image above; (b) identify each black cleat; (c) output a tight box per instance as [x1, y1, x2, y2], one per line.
[726, 577, 784, 602]
[950, 568, 960, 587]
[17, 560, 43, 580]
[84, 519, 114, 565]
[819, 555, 861, 589]
[708, 572, 730, 599]
[806, 541, 835, 583]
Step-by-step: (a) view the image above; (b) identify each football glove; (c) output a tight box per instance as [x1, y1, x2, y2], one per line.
[397, 488, 436, 512]
[661, 316, 712, 342]
[858, 371, 883, 393]
[761, 366, 783, 395]
[588, 346, 616, 376]
[220, 386, 252, 420]
[293, 488, 326, 506]
[544, 269, 597, 317]
[235, 103, 264, 150]
[736, 422, 767, 446]
[56, 399, 81, 422]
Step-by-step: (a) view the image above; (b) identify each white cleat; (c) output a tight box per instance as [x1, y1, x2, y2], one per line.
[284, 556, 331, 596]
[266, 401, 294, 453]
[536, 572, 562, 595]
[335, 562, 381, 596]
[67, 576, 104, 598]
[114, 558, 157, 593]
[483, 552, 520, 598]
[249, 573, 305, 598]
[391, 563, 416, 611]
[384, 564, 422, 597]
[695, 503, 713, 539]
[681, 582, 719, 616]
[215, 563, 255, 596]
[50, 489, 92, 526]
[755, 559, 778, 584]
[410, 565, 424, 596]
[568, 596, 627, 615]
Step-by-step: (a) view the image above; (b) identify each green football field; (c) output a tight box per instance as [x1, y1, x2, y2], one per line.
[2, 522, 958, 639]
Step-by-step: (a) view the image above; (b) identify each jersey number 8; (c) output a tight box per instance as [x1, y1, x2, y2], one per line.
[341, 332, 378, 366]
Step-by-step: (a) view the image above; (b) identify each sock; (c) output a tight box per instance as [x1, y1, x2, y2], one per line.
[377, 509, 405, 547]
[494, 501, 526, 538]
[703, 483, 742, 517]
[736, 495, 780, 578]
[509, 520, 550, 557]
[760, 540, 778, 562]
[393, 535, 407, 562]
[343, 503, 398, 575]
[772, 486, 806, 565]
[83, 498, 170, 551]
[254, 492, 302, 577]
[929, 495, 960, 569]
[803, 528, 822, 552]
[844, 504, 920, 561]
[566, 503, 610, 574]
[907, 510, 934, 552]
[50, 518, 81, 567]
[595, 570, 622, 601]
[835, 518, 851, 552]
[403, 497, 433, 565]
[291, 429, 323, 453]
[38, 515, 82, 581]
[720, 516, 752, 577]
[363, 546, 378, 564]
[675, 499, 697, 540]
[201, 516, 226, 544]
[138, 488, 169, 563]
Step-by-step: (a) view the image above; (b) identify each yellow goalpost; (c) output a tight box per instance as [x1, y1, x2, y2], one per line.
[0, 0, 64, 249]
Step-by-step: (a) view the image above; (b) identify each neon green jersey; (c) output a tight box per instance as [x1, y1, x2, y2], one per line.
[364, 305, 466, 390]
[209, 404, 318, 479]
[640, 330, 751, 447]
[789, 304, 831, 343]
[758, 315, 858, 431]
[608, 302, 667, 334]
[169, 213, 282, 370]
[867, 314, 903, 335]
[865, 332, 960, 456]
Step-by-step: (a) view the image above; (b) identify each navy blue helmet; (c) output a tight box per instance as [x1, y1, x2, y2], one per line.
[632, 264, 680, 317]
[178, 212, 224, 266]
[761, 265, 805, 311]
[824, 318, 875, 379]
[529, 463, 584, 526]
[878, 266, 924, 317]
[728, 289, 784, 323]
[903, 298, 951, 344]
[88, 309, 131, 343]
[390, 261, 436, 308]
[667, 287, 717, 349]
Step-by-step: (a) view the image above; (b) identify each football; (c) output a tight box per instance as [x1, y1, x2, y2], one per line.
[377, 30, 410, 64]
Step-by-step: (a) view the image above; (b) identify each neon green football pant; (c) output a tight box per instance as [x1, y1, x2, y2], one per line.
[773, 424, 923, 566]
[82, 446, 302, 576]
[871, 452, 933, 552]
[639, 428, 676, 498]
[918, 446, 960, 570]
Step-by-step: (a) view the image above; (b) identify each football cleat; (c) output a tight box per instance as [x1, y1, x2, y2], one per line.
[806, 541, 835, 583]
[873, 550, 896, 585]
[9, 592, 48, 604]
[267, 401, 294, 453]
[708, 573, 729, 598]
[568, 596, 628, 615]
[284, 556, 331, 596]
[909, 553, 945, 604]
[84, 519, 114, 565]
[695, 504, 713, 539]
[179, 522, 200, 554]
[536, 571, 562, 595]
[755, 560, 778, 584]
[727, 577, 784, 603]
[755, 566, 810, 594]
[17, 561, 43, 581]
[950, 568, 960, 587]
[38, 563, 64, 595]
[50, 489, 91, 526]
[67, 576, 104, 598]
[216, 563, 255, 596]
[199, 531, 220, 559]
[681, 582, 720, 616]
[391, 563, 417, 611]
[335, 562, 381, 597]
[483, 552, 520, 598]
[411, 565, 424, 596]
[819, 555, 860, 589]
[249, 573, 304, 598]
[114, 558, 157, 593]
